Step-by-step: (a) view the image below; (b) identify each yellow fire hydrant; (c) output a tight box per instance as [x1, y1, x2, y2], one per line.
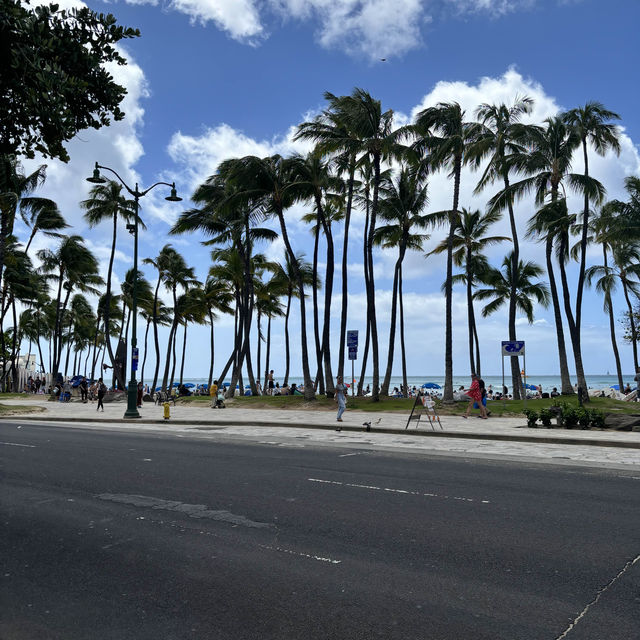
[163, 402, 170, 420]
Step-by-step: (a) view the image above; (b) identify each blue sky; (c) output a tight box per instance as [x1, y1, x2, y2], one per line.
[20, 0, 640, 380]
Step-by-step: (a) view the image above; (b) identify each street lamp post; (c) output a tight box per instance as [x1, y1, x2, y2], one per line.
[86, 162, 182, 419]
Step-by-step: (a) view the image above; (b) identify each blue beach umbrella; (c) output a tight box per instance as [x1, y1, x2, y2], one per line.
[525, 383, 538, 390]
[610, 384, 620, 390]
[422, 382, 441, 389]
[183, 382, 195, 388]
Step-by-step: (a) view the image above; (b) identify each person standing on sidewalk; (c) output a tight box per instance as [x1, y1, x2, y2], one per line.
[210, 380, 219, 408]
[97, 378, 106, 412]
[335, 375, 346, 422]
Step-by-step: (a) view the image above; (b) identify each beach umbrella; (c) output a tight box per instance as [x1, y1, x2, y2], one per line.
[422, 382, 441, 389]
[222, 382, 230, 387]
[610, 384, 620, 390]
[525, 383, 538, 390]
[183, 382, 195, 388]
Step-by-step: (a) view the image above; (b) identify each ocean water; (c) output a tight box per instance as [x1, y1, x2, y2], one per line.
[174, 374, 636, 394]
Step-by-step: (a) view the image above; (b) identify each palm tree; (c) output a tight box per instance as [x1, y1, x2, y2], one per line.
[202, 275, 234, 389]
[373, 166, 430, 395]
[37, 235, 103, 378]
[430, 208, 510, 377]
[158, 248, 197, 392]
[82, 180, 137, 387]
[220, 155, 318, 399]
[474, 252, 550, 327]
[409, 102, 481, 402]
[140, 301, 170, 389]
[22, 200, 69, 254]
[471, 96, 534, 396]
[174, 286, 206, 387]
[295, 92, 362, 382]
[563, 102, 621, 340]
[495, 116, 605, 396]
[272, 252, 315, 386]
[0, 156, 56, 291]
[584, 202, 628, 390]
[256, 275, 286, 392]
[292, 151, 343, 396]
[143, 244, 176, 393]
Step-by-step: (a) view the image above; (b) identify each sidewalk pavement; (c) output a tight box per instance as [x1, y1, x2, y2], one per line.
[3, 396, 640, 469]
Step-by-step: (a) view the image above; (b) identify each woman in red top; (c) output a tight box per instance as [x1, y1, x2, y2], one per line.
[463, 374, 488, 419]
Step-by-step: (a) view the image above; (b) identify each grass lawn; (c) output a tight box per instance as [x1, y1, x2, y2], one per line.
[177, 393, 640, 417]
[0, 402, 46, 416]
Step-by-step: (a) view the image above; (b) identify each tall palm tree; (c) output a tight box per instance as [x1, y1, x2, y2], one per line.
[159, 248, 197, 392]
[220, 154, 318, 399]
[563, 102, 621, 339]
[471, 96, 534, 396]
[143, 244, 176, 393]
[37, 235, 103, 378]
[495, 116, 605, 396]
[140, 301, 170, 389]
[81, 180, 137, 387]
[22, 200, 69, 254]
[291, 151, 342, 396]
[202, 275, 234, 389]
[584, 202, 628, 390]
[409, 102, 481, 402]
[430, 208, 509, 377]
[474, 252, 550, 327]
[373, 166, 430, 395]
[257, 275, 286, 392]
[295, 92, 362, 382]
[272, 252, 314, 386]
[0, 156, 56, 292]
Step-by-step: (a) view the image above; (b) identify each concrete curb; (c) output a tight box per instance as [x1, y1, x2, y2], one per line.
[4, 414, 640, 450]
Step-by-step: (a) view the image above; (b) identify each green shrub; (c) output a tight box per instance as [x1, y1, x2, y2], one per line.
[577, 407, 591, 429]
[538, 407, 553, 427]
[523, 408, 539, 428]
[589, 409, 606, 428]
[562, 404, 579, 429]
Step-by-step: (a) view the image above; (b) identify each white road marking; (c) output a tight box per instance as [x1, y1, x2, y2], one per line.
[308, 478, 489, 504]
[0, 441, 35, 448]
[258, 544, 341, 564]
[555, 553, 640, 639]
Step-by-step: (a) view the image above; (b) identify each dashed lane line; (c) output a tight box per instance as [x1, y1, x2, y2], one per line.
[308, 478, 490, 504]
[0, 441, 36, 448]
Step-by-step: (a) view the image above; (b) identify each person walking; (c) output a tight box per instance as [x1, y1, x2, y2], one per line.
[335, 375, 346, 422]
[79, 376, 88, 403]
[137, 381, 144, 408]
[463, 374, 487, 419]
[97, 378, 106, 412]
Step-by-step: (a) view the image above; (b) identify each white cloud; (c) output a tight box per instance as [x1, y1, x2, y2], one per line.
[168, 0, 264, 41]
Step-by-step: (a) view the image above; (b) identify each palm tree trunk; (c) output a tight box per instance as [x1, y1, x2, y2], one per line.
[381, 250, 403, 395]
[284, 291, 291, 386]
[367, 154, 382, 401]
[103, 213, 124, 389]
[276, 211, 315, 400]
[621, 280, 639, 371]
[575, 138, 590, 334]
[357, 315, 371, 396]
[256, 309, 261, 390]
[208, 311, 215, 389]
[169, 324, 178, 391]
[338, 161, 355, 380]
[179, 323, 187, 385]
[503, 172, 523, 399]
[558, 233, 589, 400]
[151, 278, 162, 392]
[161, 288, 178, 392]
[311, 220, 324, 393]
[399, 264, 408, 397]
[357, 193, 372, 397]
[443, 156, 461, 403]
[320, 219, 335, 396]
[545, 236, 574, 394]
[603, 249, 624, 390]
[140, 318, 151, 386]
[263, 315, 271, 388]
[466, 247, 476, 376]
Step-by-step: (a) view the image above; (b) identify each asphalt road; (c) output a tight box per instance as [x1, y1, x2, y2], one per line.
[1, 421, 639, 640]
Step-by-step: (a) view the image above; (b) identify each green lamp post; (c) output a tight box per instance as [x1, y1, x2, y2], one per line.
[86, 162, 182, 418]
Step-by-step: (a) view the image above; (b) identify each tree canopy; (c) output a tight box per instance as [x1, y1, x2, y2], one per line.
[0, 0, 140, 161]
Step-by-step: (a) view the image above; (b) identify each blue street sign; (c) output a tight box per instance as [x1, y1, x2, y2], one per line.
[131, 347, 139, 371]
[501, 341, 525, 356]
[347, 330, 358, 347]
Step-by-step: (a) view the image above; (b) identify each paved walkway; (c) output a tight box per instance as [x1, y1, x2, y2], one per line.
[3, 396, 640, 470]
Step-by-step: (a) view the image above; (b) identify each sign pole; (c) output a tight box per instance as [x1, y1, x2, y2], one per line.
[502, 351, 505, 411]
[351, 360, 355, 397]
